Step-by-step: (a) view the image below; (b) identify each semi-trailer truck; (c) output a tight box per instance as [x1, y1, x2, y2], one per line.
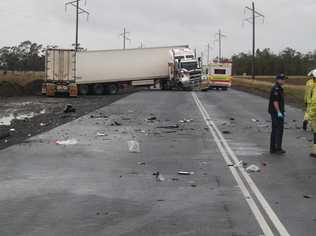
[42, 45, 200, 97]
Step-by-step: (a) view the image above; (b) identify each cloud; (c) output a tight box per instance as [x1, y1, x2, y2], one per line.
[0, 0, 315, 60]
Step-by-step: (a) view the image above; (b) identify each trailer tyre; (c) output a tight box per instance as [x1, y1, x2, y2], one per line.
[79, 84, 89, 95]
[106, 84, 119, 95]
[93, 84, 104, 95]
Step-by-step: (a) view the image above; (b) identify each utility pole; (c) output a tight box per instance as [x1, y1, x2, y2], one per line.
[244, 2, 264, 79]
[215, 29, 226, 63]
[65, 0, 89, 51]
[120, 28, 131, 50]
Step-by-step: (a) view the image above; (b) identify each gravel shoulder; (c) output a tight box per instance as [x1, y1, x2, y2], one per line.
[0, 93, 133, 150]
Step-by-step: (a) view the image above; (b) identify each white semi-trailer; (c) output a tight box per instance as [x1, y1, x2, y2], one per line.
[42, 45, 200, 96]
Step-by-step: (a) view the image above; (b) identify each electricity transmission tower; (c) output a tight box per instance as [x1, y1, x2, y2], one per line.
[207, 43, 213, 64]
[214, 29, 226, 63]
[244, 2, 264, 79]
[65, 0, 90, 51]
[120, 28, 131, 50]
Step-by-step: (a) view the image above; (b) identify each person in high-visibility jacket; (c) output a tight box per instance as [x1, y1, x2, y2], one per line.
[303, 77, 314, 130]
[306, 70, 316, 157]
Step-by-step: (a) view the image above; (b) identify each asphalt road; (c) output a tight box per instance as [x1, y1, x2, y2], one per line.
[0, 89, 315, 236]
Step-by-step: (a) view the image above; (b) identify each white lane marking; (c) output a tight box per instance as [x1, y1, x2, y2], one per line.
[192, 93, 274, 236]
[193, 92, 291, 236]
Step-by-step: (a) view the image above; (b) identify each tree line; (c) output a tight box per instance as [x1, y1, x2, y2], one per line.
[232, 47, 316, 76]
[0, 41, 46, 72]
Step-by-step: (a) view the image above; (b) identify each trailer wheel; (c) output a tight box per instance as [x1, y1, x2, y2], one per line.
[106, 84, 119, 95]
[79, 84, 89, 95]
[93, 84, 104, 95]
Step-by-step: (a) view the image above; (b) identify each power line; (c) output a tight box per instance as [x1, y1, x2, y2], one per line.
[65, 0, 90, 51]
[214, 29, 227, 63]
[243, 1, 265, 79]
[120, 27, 131, 50]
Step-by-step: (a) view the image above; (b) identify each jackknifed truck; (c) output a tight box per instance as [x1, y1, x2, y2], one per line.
[42, 45, 202, 97]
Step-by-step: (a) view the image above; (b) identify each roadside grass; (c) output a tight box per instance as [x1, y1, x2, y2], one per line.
[0, 71, 44, 96]
[234, 75, 309, 86]
[233, 77, 305, 108]
[0, 71, 44, 86]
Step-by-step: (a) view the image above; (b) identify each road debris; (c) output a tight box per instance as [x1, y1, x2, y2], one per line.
[178, 171, 194, 175]
[64, 104, 76, 113]
[157, 124, 179, 129]
[137, 161, 146, 165]
[96, 132, 107, 137]
[147, 116, 157, 121]
[55, 139, 78, 145]
[251, 118, 259, 122]
[153, 171, 165, 182]
[128, 140, 141, 153]
[222, 130, 231, 134]
[172, 177, 179, 181]
[179, 119, 193, 123]
[9, 128, 15, 132]
[303, 195, 313, 199]
[230, 117, 235, 121]
[40, 123, 46, 127]
[111, 121, 122, 126]
[246, 165, 261, 173]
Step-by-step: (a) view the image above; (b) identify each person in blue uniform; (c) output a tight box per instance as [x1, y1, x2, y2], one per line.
[268, 74, 286, 155]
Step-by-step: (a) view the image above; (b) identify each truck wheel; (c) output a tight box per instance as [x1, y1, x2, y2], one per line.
[106, 84, 119, 95]
[79, 84, 89, 95]
[93, 84, 104, 95]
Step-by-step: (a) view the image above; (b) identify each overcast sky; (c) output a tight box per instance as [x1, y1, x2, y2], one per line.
[0, 0, 315, 60]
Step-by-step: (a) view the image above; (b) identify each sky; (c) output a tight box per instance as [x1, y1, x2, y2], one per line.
[0, 0, 316, 60]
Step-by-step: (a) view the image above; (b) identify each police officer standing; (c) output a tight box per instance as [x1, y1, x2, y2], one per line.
[269, 74, 286, 155]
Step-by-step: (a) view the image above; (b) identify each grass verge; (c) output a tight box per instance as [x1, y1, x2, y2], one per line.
[233, 77, 305, 109]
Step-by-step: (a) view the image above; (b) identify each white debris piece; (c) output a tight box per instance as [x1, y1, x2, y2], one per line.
[128, 140, 141, 153]
[246, 164, 260, 172]
[40, 123, 46, 127]
[96, 132, 107, 136]
[9, 128, 16, 132]
[178, 171, 195, 175]
[56, 139, 78, 145]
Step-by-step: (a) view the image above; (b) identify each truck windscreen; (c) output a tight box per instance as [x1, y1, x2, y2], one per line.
[181, 62, 198, 71]
[214, 69, 226, 75]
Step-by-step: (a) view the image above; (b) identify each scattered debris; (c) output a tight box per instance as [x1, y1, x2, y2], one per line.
[153, 171, 165, 182]
[222, 130, 231, 134]
[246, 165, 261, 173]
[9, 128, 15, 132]
[128, 140, 141, 153]
[147, 116, 157, 121]
[157, 199, 165, 202]
[64, 104, 76, 113]
[96, 132, 107, 137]
[55, 139, 78, 145]
[178, 171, 194, 175]
[157, 125, 179, 129]
[261, 162, 267, 167]
[251, 118, 259, 122]
[137, 161, 146, 165]
[230, 117, 235, 121]
[27, 134, 31, 137]
[111, 121, 121, 126]
[4, 139, 8, 143]
[179, 119, 193, 123]
[303, 195, 313, 199]
[40, 123, 46, 127]
[172, 177, 179, 181]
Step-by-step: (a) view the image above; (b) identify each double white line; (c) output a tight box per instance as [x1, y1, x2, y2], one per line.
[192, 92, 290, 236]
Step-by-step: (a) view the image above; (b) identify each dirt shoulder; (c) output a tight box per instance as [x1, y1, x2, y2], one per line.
[0, 93, 132, 150]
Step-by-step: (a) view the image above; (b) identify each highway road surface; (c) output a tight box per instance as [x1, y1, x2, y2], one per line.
[0, 90, 315, 236]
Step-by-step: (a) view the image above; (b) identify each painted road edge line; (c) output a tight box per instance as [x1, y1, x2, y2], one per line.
[192, 92, 274, 236]
[193, 92, 290, 236]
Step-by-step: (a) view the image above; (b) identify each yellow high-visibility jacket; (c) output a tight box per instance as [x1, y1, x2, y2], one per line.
[304, 79, 314, 120]
[308, 80, 316, 120]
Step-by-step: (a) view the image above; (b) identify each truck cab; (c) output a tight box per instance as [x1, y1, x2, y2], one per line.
[168, 48, 202, 90]
[208, 62, 232, 90]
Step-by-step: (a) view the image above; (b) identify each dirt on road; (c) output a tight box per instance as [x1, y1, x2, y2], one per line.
[0, 93, 133, 150]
